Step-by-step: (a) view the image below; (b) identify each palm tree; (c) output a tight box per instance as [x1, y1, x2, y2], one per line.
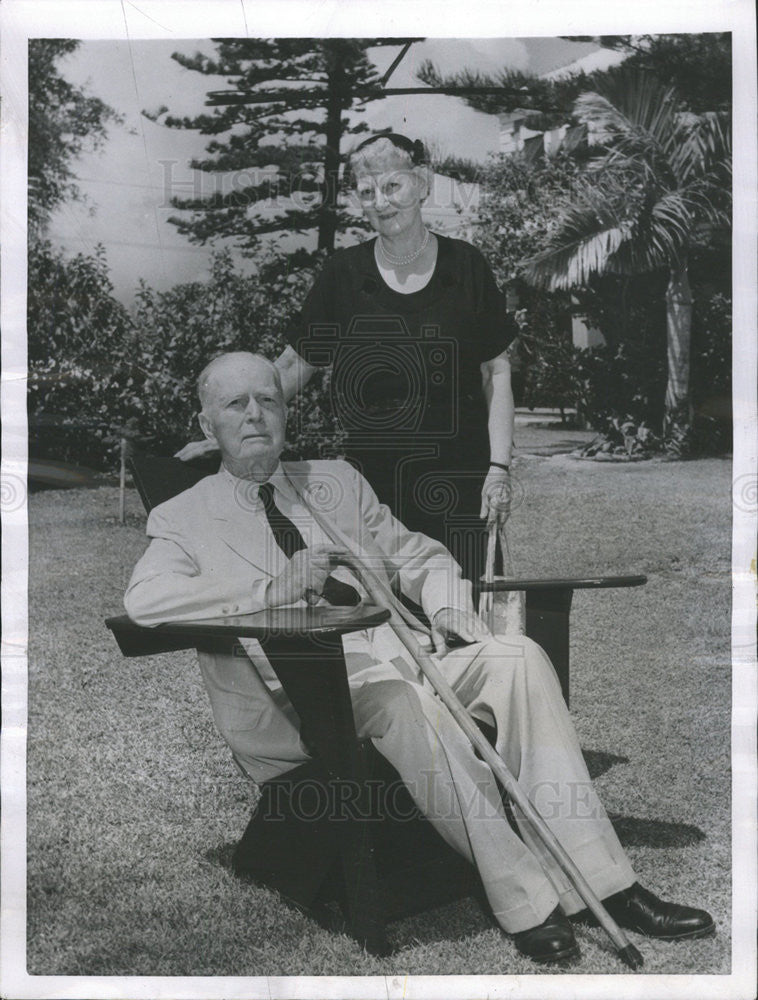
[521, 70, 731, 445]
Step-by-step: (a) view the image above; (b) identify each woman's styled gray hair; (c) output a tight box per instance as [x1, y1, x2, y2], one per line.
[345, 132, 429, 187]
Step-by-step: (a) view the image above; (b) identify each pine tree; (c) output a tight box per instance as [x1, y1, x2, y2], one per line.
[149, 38, 422, 262]
[559, 35, 732, 113]
[416, 59, 590, 130]
[416, 33, 731, 124]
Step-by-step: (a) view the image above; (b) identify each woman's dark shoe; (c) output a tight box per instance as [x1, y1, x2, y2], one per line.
[602, 883, 715, 940]
[513, 906, 580, 963]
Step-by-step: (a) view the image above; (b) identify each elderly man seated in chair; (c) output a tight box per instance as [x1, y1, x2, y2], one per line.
[125, 351, 714, 964]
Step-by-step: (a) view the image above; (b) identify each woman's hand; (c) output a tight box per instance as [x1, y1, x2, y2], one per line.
[174, 439, 219, 462]
[275, 345, 317, 403]
[430, 607, 491, 656]
[480, 466, 512, 527]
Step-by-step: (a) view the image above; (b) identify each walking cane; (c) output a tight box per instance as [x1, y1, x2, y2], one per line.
[288, 477, 644, 970]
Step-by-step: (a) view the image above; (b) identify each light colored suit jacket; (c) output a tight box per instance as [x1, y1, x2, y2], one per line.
[125, 459, 474, 781]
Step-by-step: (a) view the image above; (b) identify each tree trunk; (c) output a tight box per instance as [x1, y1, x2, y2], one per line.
[319, 53, 346, 253]
[663, 263, 693, 439]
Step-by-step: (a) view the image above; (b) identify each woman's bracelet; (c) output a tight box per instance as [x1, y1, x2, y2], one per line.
[489, 461, 510, 471]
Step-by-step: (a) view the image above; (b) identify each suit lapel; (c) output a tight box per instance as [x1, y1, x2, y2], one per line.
[206, 463, 395, 587]
[280, 463, 394, 591]
[207, 472, 285, 577]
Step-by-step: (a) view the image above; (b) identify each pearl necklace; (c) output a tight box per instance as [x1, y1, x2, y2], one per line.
[378, 227, 431, 266]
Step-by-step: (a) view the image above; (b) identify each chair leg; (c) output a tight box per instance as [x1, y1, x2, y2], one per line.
[254, 633, 392, 955]
[525, 587, 573, 705]
[337, 822, 391, 955]
[232, 759, 341, 908]
[338, 744, 391, 957]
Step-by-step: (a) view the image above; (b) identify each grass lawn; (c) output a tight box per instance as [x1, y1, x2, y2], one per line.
[25, 449, 732, 979]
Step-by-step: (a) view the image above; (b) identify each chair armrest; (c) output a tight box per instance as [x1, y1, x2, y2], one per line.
[475, 574, 647, 594]
[105, 604, 391, 658]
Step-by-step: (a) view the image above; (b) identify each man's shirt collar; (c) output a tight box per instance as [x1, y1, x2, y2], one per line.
[219, 461, 296, 506]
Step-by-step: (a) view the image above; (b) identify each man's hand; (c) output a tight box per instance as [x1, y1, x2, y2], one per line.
[267, 545, 352, 607]
[174, 439, 219, 462]
[480, 467, 512, 527]
[430, 608, 491, 656]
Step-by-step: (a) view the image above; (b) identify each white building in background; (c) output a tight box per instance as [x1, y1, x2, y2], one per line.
[542, 44, 631, 80]
[571, 307, 606, 349]
[498, 42, 628, 155]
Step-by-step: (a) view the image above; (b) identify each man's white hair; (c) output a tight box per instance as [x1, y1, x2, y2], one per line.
[197, 352, 283, 410]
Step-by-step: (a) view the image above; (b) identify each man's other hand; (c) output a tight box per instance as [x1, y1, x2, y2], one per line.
[431, 608, 491, 656]
[267, 545, 352, 607]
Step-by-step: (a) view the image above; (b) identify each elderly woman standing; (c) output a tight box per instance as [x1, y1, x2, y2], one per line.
[181, 133, 516, 583]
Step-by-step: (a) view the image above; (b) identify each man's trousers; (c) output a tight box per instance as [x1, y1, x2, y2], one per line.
[349, 634, 636, 933]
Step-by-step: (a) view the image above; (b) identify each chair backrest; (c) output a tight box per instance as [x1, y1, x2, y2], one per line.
[128, 448, 217, 514]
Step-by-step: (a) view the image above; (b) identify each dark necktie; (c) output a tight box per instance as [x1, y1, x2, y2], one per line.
[258, 481, 360, 606]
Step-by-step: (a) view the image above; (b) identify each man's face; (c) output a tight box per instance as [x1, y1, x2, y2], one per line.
[199, 357, 286, 476]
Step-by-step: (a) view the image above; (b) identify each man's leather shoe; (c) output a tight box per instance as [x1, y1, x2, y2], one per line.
[602, 883, 715, 940]
[513, 906, 580, 963]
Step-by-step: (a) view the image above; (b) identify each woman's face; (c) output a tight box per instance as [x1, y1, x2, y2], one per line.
[351, 144, 428, 240]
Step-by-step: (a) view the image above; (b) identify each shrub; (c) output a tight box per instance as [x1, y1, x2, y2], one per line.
[129, 250, 343, 461]
[520, 323, 576, 416]
[583, 418, 661, 459]
[690, 290, 732, 409]
[28, 243, 344, 470]
[28, 240, 139, 468]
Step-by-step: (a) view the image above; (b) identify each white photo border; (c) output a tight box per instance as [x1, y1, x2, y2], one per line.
[2, 2, 756, 998]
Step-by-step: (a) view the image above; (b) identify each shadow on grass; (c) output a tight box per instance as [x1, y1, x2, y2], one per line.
[204, 747, 705, 880]
[582, 748, 630, 779]
[200, 746, 704, 952]
[580, 749, 707, 847]
[202, 819, 704, 958]
[609, 815, 706, 848]
[204, 843, 352, 936]
[204, 843, 238, 872]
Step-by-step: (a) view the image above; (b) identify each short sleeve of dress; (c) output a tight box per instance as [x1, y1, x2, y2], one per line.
[470, 246, 518, 365]
[285, 256, 337, 368]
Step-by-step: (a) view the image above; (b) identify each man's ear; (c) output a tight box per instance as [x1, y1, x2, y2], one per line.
[198, 410, 217, 445]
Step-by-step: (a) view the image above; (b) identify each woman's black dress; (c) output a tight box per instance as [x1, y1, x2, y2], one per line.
[287, 234, 516, 582]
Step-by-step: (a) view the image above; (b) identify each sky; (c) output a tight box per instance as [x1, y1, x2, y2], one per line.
[47, 37, 623, 304]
